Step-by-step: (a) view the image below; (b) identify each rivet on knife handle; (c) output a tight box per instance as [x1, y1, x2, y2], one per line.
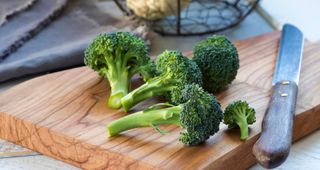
[252, 81, 298, 168]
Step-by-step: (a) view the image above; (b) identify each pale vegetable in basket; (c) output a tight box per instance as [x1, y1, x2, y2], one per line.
[127, 0, 191, 20]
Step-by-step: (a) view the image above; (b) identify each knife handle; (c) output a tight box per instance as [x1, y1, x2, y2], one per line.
[253, 80, 298, 169]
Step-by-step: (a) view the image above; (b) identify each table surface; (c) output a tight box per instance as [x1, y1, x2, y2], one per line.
[0, 2, 319, 170]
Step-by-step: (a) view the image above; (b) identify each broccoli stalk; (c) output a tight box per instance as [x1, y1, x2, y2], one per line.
[121, 71, 176, 111]
[108, 103, 181, 137]
[84, 32, 156, 109]
[223, 100, 256, 140]
[228, 106, 249, 140]
[106, 60, 130, 109]
[108, 84, 223, 146]
[121, 50, 203, 111]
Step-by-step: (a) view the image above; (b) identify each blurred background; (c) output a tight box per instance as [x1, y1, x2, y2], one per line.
[0, 0, 319, 169]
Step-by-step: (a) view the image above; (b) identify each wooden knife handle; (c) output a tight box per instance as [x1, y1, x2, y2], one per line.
[252, 80, 298, 169]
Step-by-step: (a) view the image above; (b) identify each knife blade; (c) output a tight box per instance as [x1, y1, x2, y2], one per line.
[272, 24, 304, 85]
[252, 24, 304, 169]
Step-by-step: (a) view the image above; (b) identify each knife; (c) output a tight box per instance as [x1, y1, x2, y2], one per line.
[252, 24, 304, 169]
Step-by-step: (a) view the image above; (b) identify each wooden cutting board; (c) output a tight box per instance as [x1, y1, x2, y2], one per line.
[0, 32, 320, 170]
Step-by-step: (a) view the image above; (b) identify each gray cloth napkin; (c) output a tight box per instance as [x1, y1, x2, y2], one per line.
[0, 0, 37, 27]
[0, 0, 68, 60]
[0, 0, 124, 82]
[0, 25, 150, 82]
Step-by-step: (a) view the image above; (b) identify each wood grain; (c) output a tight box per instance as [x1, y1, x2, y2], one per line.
[0, 31, 320, 170]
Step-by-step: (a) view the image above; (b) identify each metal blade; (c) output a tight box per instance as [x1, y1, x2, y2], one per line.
[272, 24, 304, 85]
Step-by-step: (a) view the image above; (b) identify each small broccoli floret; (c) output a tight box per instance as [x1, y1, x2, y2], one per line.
[84, 32, 156, 109]
[107, 84, 223, 146]
[223, 100, 256, 140]
[193, 35, 239, 92]
[120, 50, 203, 111]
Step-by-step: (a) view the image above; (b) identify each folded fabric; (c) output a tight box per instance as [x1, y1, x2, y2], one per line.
[0, 0, 148, 83]
[0, 0, 68, 60]
[0, 0, 37, 27]
[0, 35, 95, 82]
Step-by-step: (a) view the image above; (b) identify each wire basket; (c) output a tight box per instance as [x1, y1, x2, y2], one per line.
[114, 0, 260, 36]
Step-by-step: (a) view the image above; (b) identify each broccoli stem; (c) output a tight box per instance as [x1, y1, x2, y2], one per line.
[121, 77, 175, 111]
[234, 110, 249, 140]
[108, 76, 128, 109]
[107, 105, 182, 137]
[107, 62, 130, 109]
[238, 118, 248, 140]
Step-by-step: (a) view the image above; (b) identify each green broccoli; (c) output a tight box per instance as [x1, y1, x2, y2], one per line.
[84, 32, 156, 109]
[223, 100, 256, 140]
[120, 50, 203, 111]
[193, 35, 239, 92]
[107, 84, 223, 146]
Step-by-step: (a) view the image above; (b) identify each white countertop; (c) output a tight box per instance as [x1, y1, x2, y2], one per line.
[258, 0, 320, 42]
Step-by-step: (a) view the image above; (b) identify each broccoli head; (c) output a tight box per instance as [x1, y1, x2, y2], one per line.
[193, 35, 239, 92]
[84, 32, 156, 109]
[120, 50, 203, 111]
[107, 84, 223, 146]
[223, 100, 256, 140]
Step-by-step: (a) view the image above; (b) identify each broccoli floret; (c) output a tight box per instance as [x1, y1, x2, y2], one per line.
[120, 50, 203, 111]
[193, 35, 239, 92]
[84, 32, 156, 109]
[107, 84, 223, 146]
[223, 100, 256, 140]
